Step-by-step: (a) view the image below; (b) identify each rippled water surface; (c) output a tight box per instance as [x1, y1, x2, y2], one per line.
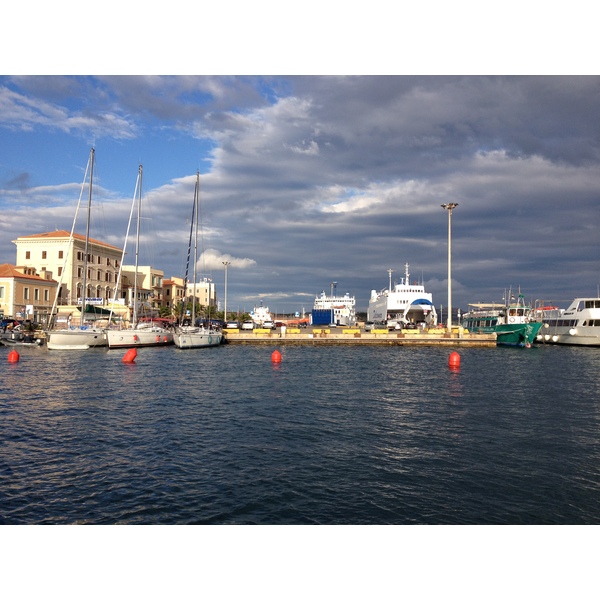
[1, 343, 599, 524]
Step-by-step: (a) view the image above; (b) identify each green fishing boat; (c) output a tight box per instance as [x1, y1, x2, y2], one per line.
[462, 293, 543, 347]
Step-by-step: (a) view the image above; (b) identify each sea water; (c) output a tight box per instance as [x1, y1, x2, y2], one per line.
[1, 343, 599, 524]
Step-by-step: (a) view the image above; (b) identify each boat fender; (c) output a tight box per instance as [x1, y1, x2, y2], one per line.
[163, 336, 168, 343]
[133, 334, 139, 342]
[156, 335, 160, 343]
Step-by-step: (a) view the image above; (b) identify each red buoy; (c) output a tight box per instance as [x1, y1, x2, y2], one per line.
[271, 350, 282, 363]
[8, 349, 20, 363]
[122, 348, 137, 363]
[448, 351, 461, 368]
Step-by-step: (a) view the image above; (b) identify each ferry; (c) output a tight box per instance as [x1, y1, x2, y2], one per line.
[312, 288, 356, 326]
[536, 297, 600, 346]
[367, 264, 437, 330]
[461, 293, 543, 347]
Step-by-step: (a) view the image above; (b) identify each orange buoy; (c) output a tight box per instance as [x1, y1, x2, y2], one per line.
[8, 349, 20, 363]
[122, 348, 137, 363]
[271, 350, 282, 363]
[448, 351, 461, 368]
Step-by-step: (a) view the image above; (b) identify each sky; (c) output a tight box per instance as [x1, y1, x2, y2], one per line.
[1, 7, 599, 319]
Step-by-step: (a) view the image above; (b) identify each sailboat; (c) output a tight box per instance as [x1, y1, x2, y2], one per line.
[173, 172, 223, 349]
[47, 148, 108, 350]
[106, 165, 174, 349]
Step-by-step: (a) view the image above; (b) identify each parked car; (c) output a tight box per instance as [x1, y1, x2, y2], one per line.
[241, 321, 254, 330]
[262, 321, 275, 329]
[364, 321, 375, 331]
[225, 321, 240, 329]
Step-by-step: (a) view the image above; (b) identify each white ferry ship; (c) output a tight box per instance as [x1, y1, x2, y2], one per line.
[312, 289, 356, 326]
[368, 263, 437, 329]
[536, 297, 600, 346]
[250, 303, 274, 328]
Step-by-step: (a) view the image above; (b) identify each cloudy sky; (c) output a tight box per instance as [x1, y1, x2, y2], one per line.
[1, 9, 598, 316]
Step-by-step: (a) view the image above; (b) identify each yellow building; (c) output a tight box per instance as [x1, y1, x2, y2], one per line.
[13, 230, 123, 308]
[163, 277, 186, 313]
[0, 263, 57, 324]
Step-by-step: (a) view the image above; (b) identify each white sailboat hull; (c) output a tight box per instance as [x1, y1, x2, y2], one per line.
[106, 328, 173, 348]
[46, 328, 107, 350]
[173, 327, 222, 349]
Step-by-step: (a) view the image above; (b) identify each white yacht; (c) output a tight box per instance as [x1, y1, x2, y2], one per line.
[46, 148, 108, 350]
[368, 263, 437, 329]
[536, 297, 600, 346]
[250, 304, 274, 328]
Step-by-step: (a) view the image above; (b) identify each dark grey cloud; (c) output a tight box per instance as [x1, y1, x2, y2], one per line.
[0, 75, 598, 313]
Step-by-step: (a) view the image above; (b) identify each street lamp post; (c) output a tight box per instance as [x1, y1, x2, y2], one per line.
[222, 261, 230, 323]
[441, 203, 459, 331]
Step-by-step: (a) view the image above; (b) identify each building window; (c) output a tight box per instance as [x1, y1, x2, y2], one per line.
[44, 289, 49, 302]
[26, 251, 31, 259]
[0, 286, 4, 299]
[107, 258, 111, 266]
[34, 289, 40, 301]
[24, 287, 30, 300]
[58, 267, 63, 276]
[59, 250, 64, 259]
[42, 251, 47, 259]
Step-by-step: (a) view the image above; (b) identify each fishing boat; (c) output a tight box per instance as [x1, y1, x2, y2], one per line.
[173, 172, 223, 349]
[106, 165, 173, 348]
[536, 297, 600, 346]
[462, 293, 543, 347]
[47, 148, 107, 350]
[367, 263, 437, 330]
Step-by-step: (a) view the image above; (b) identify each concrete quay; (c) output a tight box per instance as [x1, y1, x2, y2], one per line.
[223, 327, 496, 347]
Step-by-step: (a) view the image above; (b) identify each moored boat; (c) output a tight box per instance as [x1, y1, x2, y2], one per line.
[367, 263, 437, 330]
[462, 293, 542, 347]
[46, 148, 107, 350]
[106, 165, 173, 349]
[173, 172, 222, 349]
[312, 286, 356, 326]
[536, 297, 600, 346]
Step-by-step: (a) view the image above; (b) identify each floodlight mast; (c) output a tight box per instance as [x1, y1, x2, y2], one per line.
[441, 203, 459, 331]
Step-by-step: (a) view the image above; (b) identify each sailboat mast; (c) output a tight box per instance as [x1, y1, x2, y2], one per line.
[192, 172, 200, 326]
[133, 164, 142, 327]
[81, 147, 94, 320]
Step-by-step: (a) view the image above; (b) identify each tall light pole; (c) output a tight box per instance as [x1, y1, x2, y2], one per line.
[222, 261, 230, 323]
[441, 203, 459, 331]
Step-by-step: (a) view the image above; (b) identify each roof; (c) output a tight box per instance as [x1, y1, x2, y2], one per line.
[14, 230, 121, 251]
[0, 263, 57, 283]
